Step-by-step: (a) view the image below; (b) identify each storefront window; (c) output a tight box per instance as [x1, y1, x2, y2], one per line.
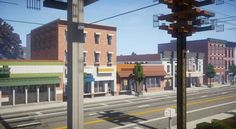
[15, 86, 26, 105]
[1, 87, 13, 106]
[28, 86, 37, 103]
[145, 77, 160, 88]
[39, 85, 48, 102]
[84, 82, 91, 93]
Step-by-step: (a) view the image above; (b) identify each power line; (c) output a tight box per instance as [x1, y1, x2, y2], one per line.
[3, 19, 44, 25]
[90, 3, 160, 24]
[225, 1, 236, 7]
[0, 0, 18, 5]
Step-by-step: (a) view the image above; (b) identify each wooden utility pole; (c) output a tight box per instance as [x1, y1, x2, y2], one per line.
[156, 0, 215, 128]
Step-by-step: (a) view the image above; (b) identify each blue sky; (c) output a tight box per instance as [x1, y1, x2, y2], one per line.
[1, 0, 236, 55]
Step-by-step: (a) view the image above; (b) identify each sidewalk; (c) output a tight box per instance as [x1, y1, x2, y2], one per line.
[0, 85, 231, 114]
[172, 109, 236, 129]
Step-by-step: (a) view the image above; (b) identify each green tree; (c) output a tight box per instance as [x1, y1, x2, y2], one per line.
[205, 64, 216, 87]
[132, 63, 145, 96]
[0, 18, 22, 59]
[228, 64, 236, 85]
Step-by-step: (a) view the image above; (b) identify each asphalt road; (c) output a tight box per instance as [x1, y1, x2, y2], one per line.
[1, 86, 236, 129]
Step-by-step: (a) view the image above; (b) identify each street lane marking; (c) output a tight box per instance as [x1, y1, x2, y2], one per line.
[201, 95, 208, 98]
[221, 92, 228, 95]
[54, 94, 236, 129]
[110, 100, 236, 129]
[88, 113, 98, 116]
[137, 105, 150, 108]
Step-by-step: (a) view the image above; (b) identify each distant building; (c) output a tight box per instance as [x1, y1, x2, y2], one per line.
[117, 52, 204, 91]
[0, 60, 64, 107]
[158, 38, 236, 86]
[30, 19, 117, 97]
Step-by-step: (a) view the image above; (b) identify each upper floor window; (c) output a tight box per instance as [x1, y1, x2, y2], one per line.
[83, 51, 87, 62]
[107, 34, 113, 45]
[107, 52, 112, 63]
[95, 33, 101, 44]
[95, 52, 100, 63]
[83, 31, 87, 42]
[167, 65, 170, 73]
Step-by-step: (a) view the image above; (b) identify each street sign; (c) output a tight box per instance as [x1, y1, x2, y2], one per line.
[164, 108, 176, 117]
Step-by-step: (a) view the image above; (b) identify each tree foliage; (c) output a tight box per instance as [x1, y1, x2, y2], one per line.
[132, 63, 145, 95]
[228, 64, 236, 76]
[205, 64, 216, 87]
[0, 18, 22, 59]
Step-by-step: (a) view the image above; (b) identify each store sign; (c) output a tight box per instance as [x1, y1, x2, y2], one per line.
[98, 68, 114, 73]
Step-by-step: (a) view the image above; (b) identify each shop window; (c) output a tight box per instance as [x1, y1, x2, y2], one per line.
[145, 77, 160, 88]
[39, 85, 48, 102]
[0, 87, 13, 106]
[15, 86, 26, 105]
[28, 86, 37, 103]
[84, 82, 91, 94]
[121, 79, 129, 90]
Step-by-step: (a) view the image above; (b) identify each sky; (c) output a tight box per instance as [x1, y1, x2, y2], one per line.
[1, 0, 236, 55]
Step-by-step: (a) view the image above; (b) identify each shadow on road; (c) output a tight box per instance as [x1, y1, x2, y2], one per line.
[97, 110, 158, 129]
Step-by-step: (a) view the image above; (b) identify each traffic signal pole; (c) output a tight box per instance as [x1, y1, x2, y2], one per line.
[67, 0, 84, 129]
[176, 32, 187, 129]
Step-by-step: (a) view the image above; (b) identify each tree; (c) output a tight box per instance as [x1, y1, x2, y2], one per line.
[228, 64, 236, 85]
[132, 63, 145, 96]
[0, 18, 22, 59]
[205, 64, 216, 87]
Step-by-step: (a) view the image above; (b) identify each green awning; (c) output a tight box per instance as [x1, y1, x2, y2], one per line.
[0, 77, 61, 87]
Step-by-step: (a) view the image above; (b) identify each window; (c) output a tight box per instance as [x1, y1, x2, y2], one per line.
[94, 81, 105, 92]
[107, 53, 112, 63]
[145, 77, 160, 88]
[107, 34, 112, 45]
[95, 52, 100, 63]
[83, 52, 87, 62]
[83, 32, 87, 42]
[121, 79, 129, 90]
[167, 65, 170, 73]
[95, 33, 100, 44]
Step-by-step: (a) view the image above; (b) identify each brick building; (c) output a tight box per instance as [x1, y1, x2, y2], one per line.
[158, 38, 236, 86]
[30, 19, 117, 97]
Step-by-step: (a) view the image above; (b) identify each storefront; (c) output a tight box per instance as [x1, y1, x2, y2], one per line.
[0, 60, 64, 107]
[0, 77, 60, 107]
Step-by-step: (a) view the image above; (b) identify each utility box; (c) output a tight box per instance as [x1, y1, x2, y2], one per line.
[164, 108, 176, 117]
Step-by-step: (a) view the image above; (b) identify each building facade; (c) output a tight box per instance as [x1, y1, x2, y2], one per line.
[160, 51, 204, 90]
[0, 60, 64, 107]
[158, 38, 236, 86]
[30, 19, 117, 97]
[117, 64, 167, 95]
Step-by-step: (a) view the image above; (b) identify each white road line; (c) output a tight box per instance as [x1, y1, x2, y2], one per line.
[100, 103, 108, 106]
[133, 127, 144, 129]
[14, 122, 41, 128]
[110, 101, 236, 129]
[201, 95, 208, 98]
[88, 113, 98, 116]
[137, 105, 150, 108]
[221, 92, 228, 95]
